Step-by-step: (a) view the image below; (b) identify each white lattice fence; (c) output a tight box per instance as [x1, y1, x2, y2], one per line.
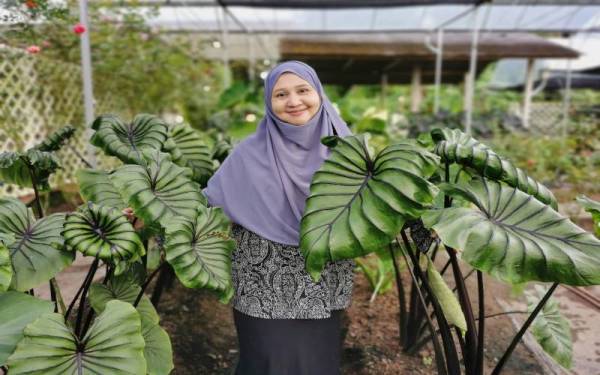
[0, 45, 122, 198]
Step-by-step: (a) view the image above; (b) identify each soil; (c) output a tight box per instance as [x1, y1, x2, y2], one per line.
[157, 264, 543, 375]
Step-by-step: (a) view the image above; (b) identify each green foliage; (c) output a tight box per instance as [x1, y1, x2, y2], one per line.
[62, 202, 145, 261]
[355, 248, 397, 302]
[577, 195, 600, 237]
[426, 257, 467, 335]
[0, 149, 61, 190]
[163, 205, 236, 303]
[0, 198, 73, 291]
[423, 178, 600, 286]
[7, 300, 147, 375]
[431, 128, 558, 209]
[168, 123, 214, 186]
[300, 135, 440, 281]
[33, 125, 76, 152]
[77, 169, 127, 209]
[526, 285, 573, 369]
[110, 149, 206, 227]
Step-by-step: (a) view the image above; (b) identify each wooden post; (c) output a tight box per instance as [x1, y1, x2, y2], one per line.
[522, 58, 536, 129]
[410, 66, 422, 113]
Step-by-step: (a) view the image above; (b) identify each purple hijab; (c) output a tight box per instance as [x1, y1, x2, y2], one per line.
[202, 61, 352, 245]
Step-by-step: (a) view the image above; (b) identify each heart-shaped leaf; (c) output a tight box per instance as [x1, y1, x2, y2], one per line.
[62, 202, 144, 261]
[526, 285, 572, 369]
[0, 198, 73, 291]
[300, 135, 440, 281]
[90, 113, 169, 164]
[77, 168, 127, 210]
[422, 178, 600, 286]
[7, 300, 146, 375]
[0, 291, 53, 366]
[169, 123, 214, 186]
[88, 277, 173, 375]
[163, 205, 235, 302]
[430, 128, 558, 209]
[111, 149, 206, 227]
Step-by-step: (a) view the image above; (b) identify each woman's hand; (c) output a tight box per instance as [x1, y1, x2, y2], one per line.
[122, 207, 135, 221]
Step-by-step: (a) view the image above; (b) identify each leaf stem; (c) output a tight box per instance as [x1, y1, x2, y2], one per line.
[134, 261, 165, 307]
[389, 242, 408, 346]
[75, 257, 99, 337]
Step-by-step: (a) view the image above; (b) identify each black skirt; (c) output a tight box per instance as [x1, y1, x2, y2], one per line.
[233, 308, 343, 375]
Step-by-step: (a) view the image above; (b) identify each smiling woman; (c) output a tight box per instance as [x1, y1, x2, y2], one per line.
[270, 73, 321, 126]
[203, 61, 355, 375]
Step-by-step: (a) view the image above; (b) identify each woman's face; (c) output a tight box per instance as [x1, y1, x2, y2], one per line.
[271, 73, 321, 126]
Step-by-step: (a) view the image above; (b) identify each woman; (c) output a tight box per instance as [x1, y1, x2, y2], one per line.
[202, 61, 356, 375]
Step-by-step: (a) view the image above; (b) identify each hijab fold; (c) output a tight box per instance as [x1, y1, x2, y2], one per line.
[203, 61, 352, 246]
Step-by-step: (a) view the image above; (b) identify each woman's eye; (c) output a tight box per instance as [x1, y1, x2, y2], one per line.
[276, 92, 286, 98]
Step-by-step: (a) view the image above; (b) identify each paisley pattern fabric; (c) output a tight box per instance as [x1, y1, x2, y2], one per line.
[231, 223, 355, 319]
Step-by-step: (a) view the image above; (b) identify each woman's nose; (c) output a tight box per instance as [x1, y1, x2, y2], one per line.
[287, 94, 301, 106]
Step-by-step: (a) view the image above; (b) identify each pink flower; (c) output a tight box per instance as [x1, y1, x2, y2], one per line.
[26, 45, 41, 54]
[72, 23, 86, 35]
[41, 40, 51, 47]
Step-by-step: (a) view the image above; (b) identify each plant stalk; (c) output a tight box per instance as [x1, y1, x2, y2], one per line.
[401, 231, 461, 375]
[65, 257, 98, 320]
[75, 257, 99, 337]
[134, 261, 165, 307]
[491, 282, 559, 375]
[399, 238, 449, 375]
[389, 242, 408, 346]
[50, 278, 66, 314]
[475, 271, 485, 375]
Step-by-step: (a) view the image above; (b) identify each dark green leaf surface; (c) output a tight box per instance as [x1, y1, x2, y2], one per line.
[300, 135, 440, 281]
[62, 202, 144, 261]
[111, 149, 206, 227]
[0, 150, 60, 190]
[90, 113, 169, 164]
[0, 198, 72, 291]
[430, 128, 558, 209]
[164, 205, 235, 302]
[576, 195, 600, 237]
[423, 178, 600, 286]
[7, 300, 146, 375]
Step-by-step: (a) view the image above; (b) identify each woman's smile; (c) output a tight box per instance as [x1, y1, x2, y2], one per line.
[271, 72, 321, 126]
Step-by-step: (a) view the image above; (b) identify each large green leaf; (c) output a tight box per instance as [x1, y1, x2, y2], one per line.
[90, 113, 169, 164]
[422, 178, 600, 286]
[77, 168, 127, 210]
[430, 128, 558, 210]
[62, 202, 144, 261]
[426, 258, 467, 335]
[33, 125, 76, 152]
[299, 135, 440, 281]
[0, 291, 53, 366]
[526, 285, 572, 369]
[111, 149, 206, 227]
[576, 195, 600, 237]
[0, 198, 73, 291]
[88, 278, 173, 375]
[217, 81, 251, 109]
[0, 150, 61, 190]
[7, 300, 146, 375]
[169, 123, 214, 185]
[164, 205, 235, 302]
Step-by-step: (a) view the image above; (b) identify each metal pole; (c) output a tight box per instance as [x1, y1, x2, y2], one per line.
[522, 58, 535, 129]
[464, 6, 481, 135]
[434, 28, 444, 115]
[78, 0, 96, 167]
[562, 57, 573, 138]
[248, 32, 255, 82]
[219, 6, 231, 88]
